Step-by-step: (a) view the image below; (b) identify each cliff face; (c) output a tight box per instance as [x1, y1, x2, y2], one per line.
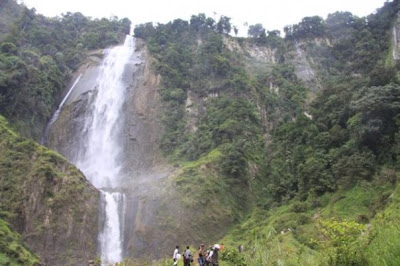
[392, 12, 400, 61]
[43, 30, 333, 261]
[0, 218, 40, 265]
[45, 39, 176, 260]
[0, 116, 99, 265]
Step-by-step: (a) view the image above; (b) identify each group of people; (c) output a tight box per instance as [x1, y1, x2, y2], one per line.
[173, 243, 224, 266]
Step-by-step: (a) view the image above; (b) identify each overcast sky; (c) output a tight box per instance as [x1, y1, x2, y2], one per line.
[20, 0, 387, 36]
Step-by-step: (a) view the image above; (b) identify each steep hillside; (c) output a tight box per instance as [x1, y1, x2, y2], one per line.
[220, 171, 398, 265]
[45, 38, 176, 259]
[0, 0, 399, 264]
[0, 0, 22, 41]
[0, 115, 99, 265]
[0, 0, 130, 140]
[131, 1, 400, 264]
[0, 218, 39, 266]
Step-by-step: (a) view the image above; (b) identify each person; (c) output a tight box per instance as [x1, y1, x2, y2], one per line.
[184, 246, 192, 266]
[173, 245, 180, 266]
[205, 247, 212, 266]
[198, 244, 206, 266]
[206, 244, 220, 266]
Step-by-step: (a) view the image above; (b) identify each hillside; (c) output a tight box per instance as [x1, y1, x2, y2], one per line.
[0, 0, 399, 265]
[131, 0, 400, 264]
[0, 0, 130, 140]
[0, 115, 99, 265]
[0, 218, 39, 265]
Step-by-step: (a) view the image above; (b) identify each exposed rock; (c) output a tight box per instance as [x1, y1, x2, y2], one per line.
[0, 116, 98, 266]
[43, 33, 333, 262]
[45, 38, 175, 261]
[223, 35, 277, 63]
[185, 90, 201, 133]
[392, 13, 400, 61]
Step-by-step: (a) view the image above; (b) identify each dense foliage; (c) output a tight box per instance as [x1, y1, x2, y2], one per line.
[134, 1, 400, 263]
[266, 0, 400, 203]
[134, 14, 266, 169]
[0, 1, 130, 139]
[0, 0, 399, 264]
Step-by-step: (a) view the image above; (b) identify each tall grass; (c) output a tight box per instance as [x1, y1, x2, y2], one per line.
[365, 182, 400, 265]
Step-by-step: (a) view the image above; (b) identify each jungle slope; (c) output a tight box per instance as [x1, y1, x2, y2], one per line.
[0, 115, 99, 266]
[133, 0, 400, 264]
[0, 0, 130, 140]
[0, 0, 399, 264]
[0, 218, 39, 266]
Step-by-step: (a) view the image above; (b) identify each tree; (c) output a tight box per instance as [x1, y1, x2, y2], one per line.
[190, 13, 206, 31]
[248, 23, 265, 38]
[0, 42, 18, 55]
[133, 22, 154, 39]
[267, 30, 280, 37]
[206, 17, 216, 29]
[233, 26, 238, 36]
[315, 219, 368, 265]
[216, 16, 231, 34]
[292, 16, 326, 38]
[326, 11, 357, 40]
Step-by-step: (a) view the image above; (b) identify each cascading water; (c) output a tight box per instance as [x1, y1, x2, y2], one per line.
[41, 74, 82, 144]
[75, 34, 135, 264]
[393, 26, 399, 60]
[45, 23, 174, 260]
[98, 191, 126, 263]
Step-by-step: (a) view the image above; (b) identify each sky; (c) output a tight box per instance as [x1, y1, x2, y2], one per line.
[19, 0, 387, 36]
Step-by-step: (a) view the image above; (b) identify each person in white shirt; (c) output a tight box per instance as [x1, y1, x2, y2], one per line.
[173, 245, 180, 265]
[206, 244, 220, 266]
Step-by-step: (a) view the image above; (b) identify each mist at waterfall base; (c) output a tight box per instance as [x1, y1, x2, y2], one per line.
[70, 34, 135, 264]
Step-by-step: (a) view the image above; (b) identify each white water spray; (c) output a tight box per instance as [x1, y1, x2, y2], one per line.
[99, 192, 126, 263]
[76, 35, 135, 264]
[41, 74, 82, 144]
[393, 26, 399, 61]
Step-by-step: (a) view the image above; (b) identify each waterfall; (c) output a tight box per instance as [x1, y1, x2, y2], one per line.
[393, 26, 399, 61]
[41, 74, 82, 145]
[75, 35, 135, 264]
[99, 191, 126, 263]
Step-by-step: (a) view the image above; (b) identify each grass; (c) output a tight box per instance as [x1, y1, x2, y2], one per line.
[0, 218, 40, 266]
[181, 148, 222, 171]
[365, 181, 400, 265]
[0, 114, 98, 265]
[216, 171, 400, 266]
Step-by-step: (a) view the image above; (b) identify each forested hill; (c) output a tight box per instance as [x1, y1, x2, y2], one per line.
[134, 0, 399, 203]
[0, 1, 129, 264]
[0, 0, 400, 264]
[0, 0, 130, 139]
[133, 0, 400, 264]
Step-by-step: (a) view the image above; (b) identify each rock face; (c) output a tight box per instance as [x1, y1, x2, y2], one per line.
[120, 40, 168, 180]
[0, 116, 98, 266]
[45, 39, 175, 260]
[45, 35, 328, 261]
[392, 12, 400, 61]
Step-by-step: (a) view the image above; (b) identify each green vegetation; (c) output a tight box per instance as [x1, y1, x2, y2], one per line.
[220, 176, 398, 265]
[0, 114, 98, 264]
[132, 0, 400, 264]
[0, 1, 130, 139]
[0, 218, 40, 266]
[0, 0, 399, 264]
